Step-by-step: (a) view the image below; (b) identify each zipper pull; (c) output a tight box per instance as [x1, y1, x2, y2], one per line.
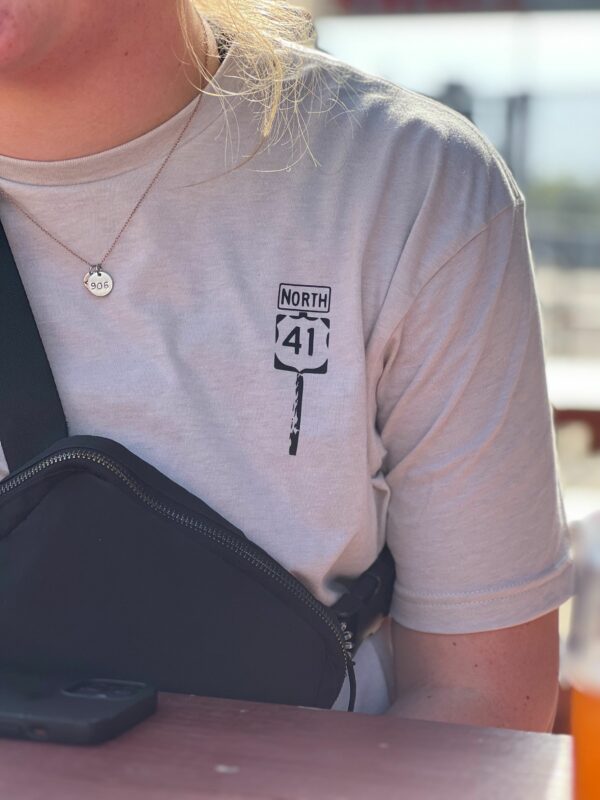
[346, 654, 357, 712]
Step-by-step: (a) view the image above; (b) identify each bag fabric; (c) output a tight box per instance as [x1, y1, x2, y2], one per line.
[0, 434, 352, 708]
[0, 219, 394, 711]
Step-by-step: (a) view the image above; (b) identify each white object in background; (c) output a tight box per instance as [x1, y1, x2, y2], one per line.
[562, 511, 600, 692]
[546, 358, 600, 413]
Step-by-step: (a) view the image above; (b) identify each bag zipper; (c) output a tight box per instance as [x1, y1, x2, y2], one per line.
[0, 447, 356, 710]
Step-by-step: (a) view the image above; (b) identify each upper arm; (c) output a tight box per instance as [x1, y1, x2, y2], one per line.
[390, 611, 560, 731]
[375, 201, 572, 728]
[377, 202, 573, 636]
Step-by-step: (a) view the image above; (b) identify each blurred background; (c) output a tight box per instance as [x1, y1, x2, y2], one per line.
[298, 0, 600, 526]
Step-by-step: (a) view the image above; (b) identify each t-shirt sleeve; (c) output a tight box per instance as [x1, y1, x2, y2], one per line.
[377, 201, 574, 634]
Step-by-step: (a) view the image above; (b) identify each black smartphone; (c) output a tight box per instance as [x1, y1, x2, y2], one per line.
[0, 672, 157, 745]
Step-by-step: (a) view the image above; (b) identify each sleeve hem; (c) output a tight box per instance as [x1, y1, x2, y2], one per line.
[390, 555, 575, 635]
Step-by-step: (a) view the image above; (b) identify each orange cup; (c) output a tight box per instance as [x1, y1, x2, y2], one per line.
[563, 513, 600, 799]
[571, 687, 600, 800]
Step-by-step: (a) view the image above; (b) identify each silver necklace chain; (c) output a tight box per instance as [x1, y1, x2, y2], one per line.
[0, 21, 209, 297]
[1, 94, 201, 269]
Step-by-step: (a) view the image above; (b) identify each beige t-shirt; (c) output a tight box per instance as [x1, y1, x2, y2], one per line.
[0, 40, 573, 713]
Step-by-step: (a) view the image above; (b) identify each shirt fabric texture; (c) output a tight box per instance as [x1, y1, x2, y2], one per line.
[0, 38, 574, 713]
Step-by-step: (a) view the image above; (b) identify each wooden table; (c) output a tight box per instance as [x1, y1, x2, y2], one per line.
[0, 694, 573, 800]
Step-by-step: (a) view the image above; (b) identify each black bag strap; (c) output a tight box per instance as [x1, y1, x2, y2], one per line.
[333, 545, 395, 651]
[0, 216, 68, 472]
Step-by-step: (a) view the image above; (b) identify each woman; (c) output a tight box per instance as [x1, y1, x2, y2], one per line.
[0, 0, 573, 727]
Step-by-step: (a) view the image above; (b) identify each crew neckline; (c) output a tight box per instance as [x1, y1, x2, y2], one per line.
[0, 37, 242, 188]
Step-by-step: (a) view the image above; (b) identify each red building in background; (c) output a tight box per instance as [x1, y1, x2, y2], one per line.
[336, 0, 597, 13]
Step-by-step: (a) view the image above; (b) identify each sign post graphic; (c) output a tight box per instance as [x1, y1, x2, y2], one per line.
[274, 284, 331, 456]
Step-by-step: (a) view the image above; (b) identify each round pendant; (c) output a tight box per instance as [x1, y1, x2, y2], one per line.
[84, 267, 113, 297]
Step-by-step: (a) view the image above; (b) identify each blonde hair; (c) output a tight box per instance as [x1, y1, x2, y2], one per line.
[177, 0, 318, 142]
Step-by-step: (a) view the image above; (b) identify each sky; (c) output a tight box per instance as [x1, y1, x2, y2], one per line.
[315, 10, 600, 185]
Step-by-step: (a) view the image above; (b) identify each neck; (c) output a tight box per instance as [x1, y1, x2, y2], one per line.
[0, 5, 219, 161]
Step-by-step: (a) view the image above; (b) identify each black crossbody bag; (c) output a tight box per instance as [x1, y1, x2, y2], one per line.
[0, 220, 395, 712]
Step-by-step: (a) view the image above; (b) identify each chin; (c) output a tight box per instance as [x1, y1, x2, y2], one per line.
[0, 1, 58, 75]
